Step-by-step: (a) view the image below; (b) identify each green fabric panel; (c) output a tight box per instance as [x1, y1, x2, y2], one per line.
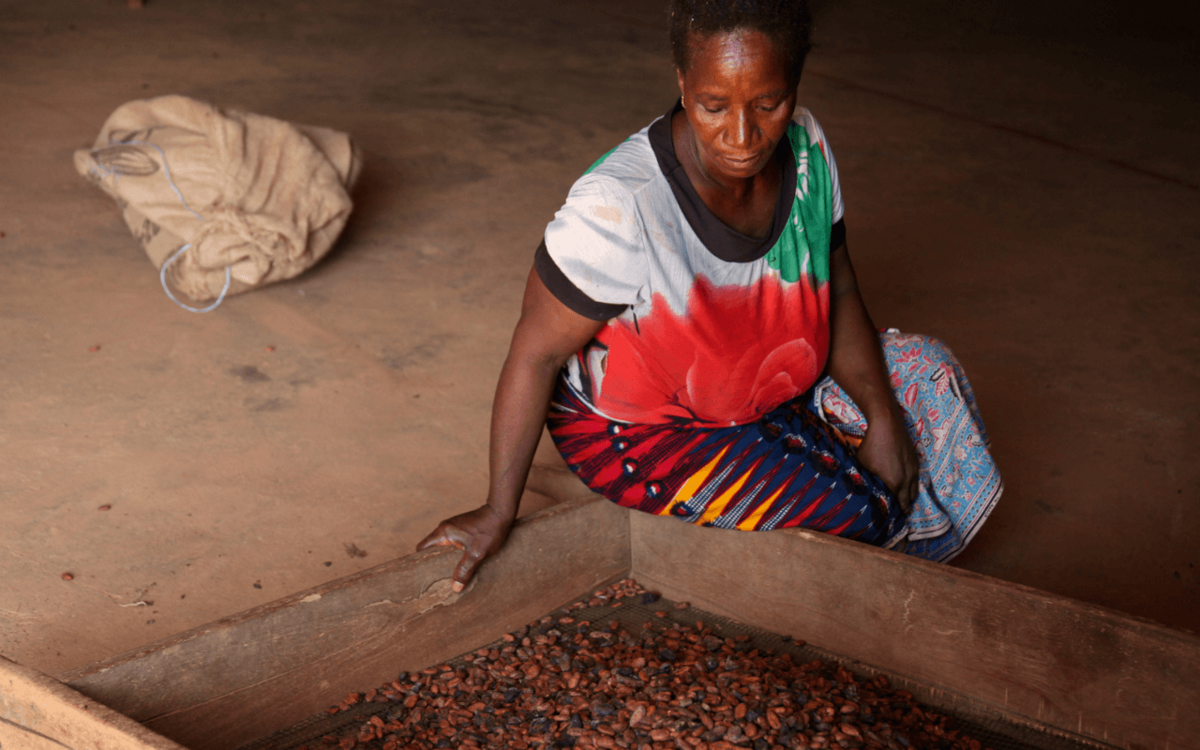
[765, 122, 832, 286]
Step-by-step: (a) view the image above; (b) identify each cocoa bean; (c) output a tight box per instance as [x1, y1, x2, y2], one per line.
[325, 579, 992, 750]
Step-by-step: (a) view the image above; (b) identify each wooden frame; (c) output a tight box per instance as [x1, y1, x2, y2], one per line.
[0, 655, 185, 750]
[4, 496, 1197, 750]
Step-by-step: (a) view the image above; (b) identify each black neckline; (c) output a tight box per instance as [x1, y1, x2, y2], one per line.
[648, 100, 797, 264]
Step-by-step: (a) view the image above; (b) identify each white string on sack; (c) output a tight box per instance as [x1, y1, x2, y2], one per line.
[159, 243, 230, 313]
[104, 138, 232, 313]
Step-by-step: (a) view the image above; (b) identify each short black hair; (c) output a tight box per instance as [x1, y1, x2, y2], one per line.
[669, 0, 813, 85]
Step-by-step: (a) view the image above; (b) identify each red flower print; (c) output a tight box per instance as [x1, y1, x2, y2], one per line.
[593, 274, 829, 426]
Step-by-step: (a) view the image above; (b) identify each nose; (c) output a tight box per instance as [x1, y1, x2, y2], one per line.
[728, 107, 757, 150]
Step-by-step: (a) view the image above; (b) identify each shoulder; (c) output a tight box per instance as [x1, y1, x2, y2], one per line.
[788, 107, 845, 222]
[552, 122, 679, 239]
[790, 107, 834, 157]
[571, 126, 662, 201]
[544, 126, 668, 252]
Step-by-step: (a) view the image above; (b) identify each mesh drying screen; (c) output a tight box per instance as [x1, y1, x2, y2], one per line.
[237, 595, 1117, 750]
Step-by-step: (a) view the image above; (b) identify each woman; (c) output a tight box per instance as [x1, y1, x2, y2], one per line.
[419, 0, 1001, 590]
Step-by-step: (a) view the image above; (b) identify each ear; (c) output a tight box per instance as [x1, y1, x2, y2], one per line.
[676, 68, 687, 107]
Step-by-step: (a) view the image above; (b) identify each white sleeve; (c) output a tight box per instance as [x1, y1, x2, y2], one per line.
[542, 173, 649, 311]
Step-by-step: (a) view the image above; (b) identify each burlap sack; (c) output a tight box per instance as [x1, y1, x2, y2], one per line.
[75, 95, 361, 305]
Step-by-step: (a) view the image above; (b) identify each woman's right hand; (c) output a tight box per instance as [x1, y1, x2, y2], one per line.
[854, 405, 920, 513]
[416, 504, 513, 592]
[417, 266, 603, 592]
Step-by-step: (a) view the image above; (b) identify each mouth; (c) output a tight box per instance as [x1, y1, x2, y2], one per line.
[720, 151, 767, 170]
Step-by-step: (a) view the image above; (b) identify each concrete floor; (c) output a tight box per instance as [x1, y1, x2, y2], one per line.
[1, 0, 1197, 678]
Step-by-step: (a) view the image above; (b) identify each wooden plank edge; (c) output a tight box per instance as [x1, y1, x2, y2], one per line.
[783, 637, 1118, 750]
[59, 496, 623, 686]
[628, 511, 1200, 750]
[1, 655, 185, 750]
[61, 496, 632, 750]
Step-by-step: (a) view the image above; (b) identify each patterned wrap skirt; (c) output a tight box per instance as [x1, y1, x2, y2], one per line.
[546, 331, 1002, 562]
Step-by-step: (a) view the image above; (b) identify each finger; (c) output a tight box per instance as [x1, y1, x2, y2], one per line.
[895, 479, 911, 513]
[898, 476, 919, 513]
[415, 523, 465, 552]
[452, 544, 488, 592]
[878, 473, 906, 513]
[415, 526, 449, 551]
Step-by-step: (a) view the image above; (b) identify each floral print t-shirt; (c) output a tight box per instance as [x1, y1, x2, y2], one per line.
[535, 101, 845, 428]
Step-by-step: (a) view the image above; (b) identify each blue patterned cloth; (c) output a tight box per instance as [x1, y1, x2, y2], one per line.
[815, 330, 1003, 560]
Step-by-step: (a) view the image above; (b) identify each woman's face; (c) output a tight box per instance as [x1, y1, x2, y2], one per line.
[677, 28, 797, 182]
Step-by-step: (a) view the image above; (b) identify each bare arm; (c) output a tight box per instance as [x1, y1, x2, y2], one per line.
[417, 265, 604, 589]
[826, 243, 919, 511]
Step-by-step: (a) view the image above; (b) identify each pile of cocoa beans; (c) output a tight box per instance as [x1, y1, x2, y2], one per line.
[312, 580, 988, 750]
